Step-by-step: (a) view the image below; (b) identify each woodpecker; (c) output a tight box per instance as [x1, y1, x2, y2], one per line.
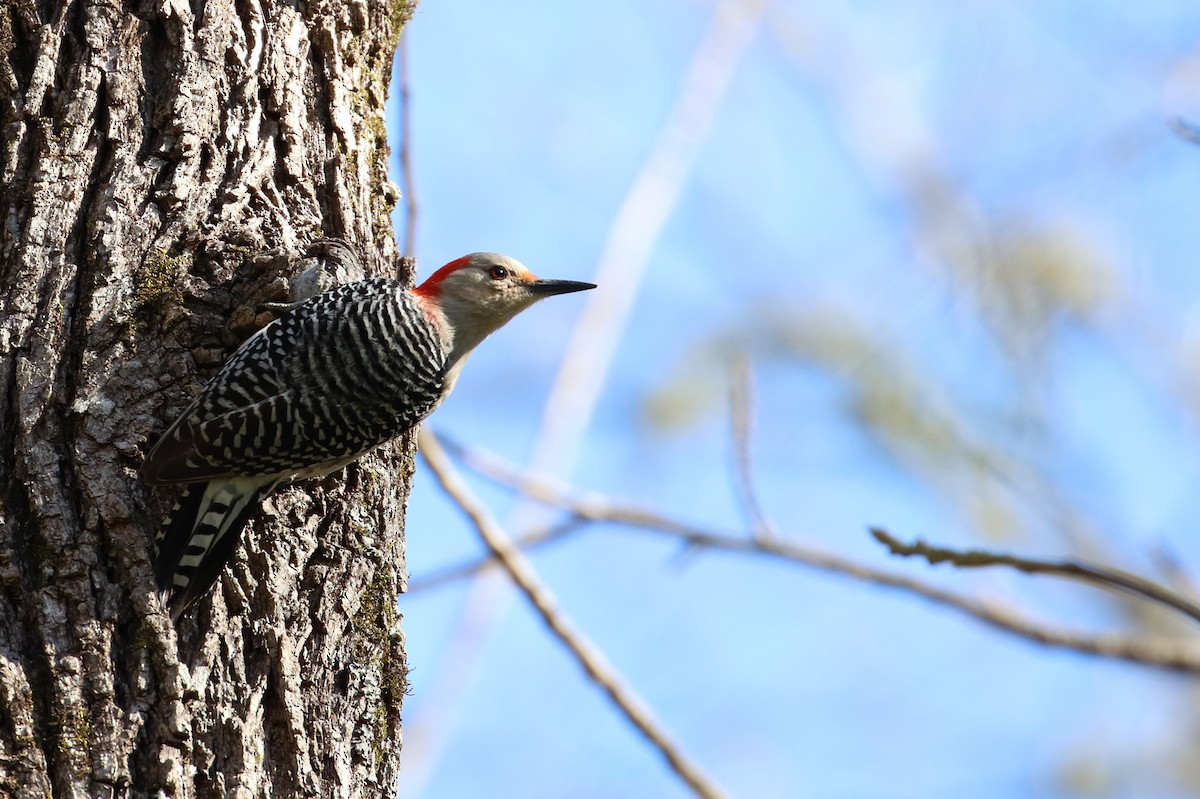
[142, 251, 594, 618]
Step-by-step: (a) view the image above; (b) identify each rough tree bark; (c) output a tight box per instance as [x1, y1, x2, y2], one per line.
[0, 0, 415, 795]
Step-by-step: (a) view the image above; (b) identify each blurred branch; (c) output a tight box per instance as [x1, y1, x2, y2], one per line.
[729, 356, 777, 541]
[1153, 544, 1200, 605]
[434, 438, 1200, 674]
[396, 33, 418, 258]
[400, 3, 765, 791]
[871, 529, 1200, 627]
[419, 430, 730, 799]
[528, 0, 767, 478]
[1171, 116, 1200, 146]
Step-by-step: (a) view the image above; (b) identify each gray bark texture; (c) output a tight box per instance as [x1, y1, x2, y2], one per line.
[0, 0, 415, 795]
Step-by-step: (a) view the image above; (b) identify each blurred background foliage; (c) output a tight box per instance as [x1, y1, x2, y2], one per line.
[394, 2, 1200, 796]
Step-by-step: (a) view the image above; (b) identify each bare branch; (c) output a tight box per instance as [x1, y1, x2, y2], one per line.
[728, 356, 777, 542]
[418, 430, 730, 799]
[871, 528, 1200, 627]
[439, 439, 1200, 674]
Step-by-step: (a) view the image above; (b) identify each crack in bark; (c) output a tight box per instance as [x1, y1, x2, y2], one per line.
[0, 407, 59, 797]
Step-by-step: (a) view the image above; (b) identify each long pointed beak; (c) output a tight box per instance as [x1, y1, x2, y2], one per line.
[527, 278, 597, 296]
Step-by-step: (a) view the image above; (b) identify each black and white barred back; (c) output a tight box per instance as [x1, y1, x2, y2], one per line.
[142, 278, 448, 617]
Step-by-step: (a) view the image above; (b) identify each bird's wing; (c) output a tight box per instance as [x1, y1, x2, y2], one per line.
[142, 280, 447, 484]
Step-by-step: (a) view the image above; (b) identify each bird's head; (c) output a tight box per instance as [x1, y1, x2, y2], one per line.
[413, 252, 595, 358]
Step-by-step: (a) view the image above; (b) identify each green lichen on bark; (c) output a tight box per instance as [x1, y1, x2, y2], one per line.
[387, 0, 416, 43]
[351, 567, 408, 768]
[128, 250, 188, 324]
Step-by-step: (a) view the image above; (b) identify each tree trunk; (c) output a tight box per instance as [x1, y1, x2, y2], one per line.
[0, 0, 414, 795]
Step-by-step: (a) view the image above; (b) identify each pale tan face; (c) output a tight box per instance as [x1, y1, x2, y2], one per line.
[418, 251, 596, 376]
[435, 253, 544, 322]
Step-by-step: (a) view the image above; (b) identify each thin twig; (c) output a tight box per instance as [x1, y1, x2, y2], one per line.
[438, 440, 1200, 674]
[871, 529, 1200, 627]
[396, 33, 418, 258]
[407, 517, 585, 593]
[728, 356, 776, 541]
[419, 430, 731, 799]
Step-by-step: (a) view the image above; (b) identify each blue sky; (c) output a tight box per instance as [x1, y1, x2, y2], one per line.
[387, 3, 1200, 797]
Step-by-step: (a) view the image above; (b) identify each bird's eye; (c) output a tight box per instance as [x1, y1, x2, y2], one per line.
[488, 265, 509, 280]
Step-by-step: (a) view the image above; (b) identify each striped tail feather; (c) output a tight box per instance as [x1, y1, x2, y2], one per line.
[154, 477, 277, 619]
